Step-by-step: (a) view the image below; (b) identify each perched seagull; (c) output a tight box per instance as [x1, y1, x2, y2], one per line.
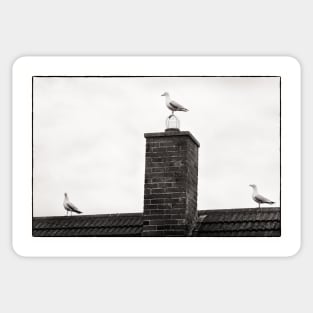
[63, 193, 82, 216]
[161, 92, 188, 115]
[249, 184, 275, 208]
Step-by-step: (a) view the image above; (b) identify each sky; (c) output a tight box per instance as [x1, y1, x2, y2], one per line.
[33, 76, 280, 216]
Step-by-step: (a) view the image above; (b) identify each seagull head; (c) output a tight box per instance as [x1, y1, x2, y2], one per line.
[249, 184, 257, 189]
[161, 92, 169, 97]
[64, 192, 68, 198]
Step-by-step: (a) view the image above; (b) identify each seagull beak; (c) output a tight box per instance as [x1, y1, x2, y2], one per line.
[161, 93, 165, 96]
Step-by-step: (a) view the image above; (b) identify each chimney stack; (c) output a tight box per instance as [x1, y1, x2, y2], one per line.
[142, 129, 200, 236]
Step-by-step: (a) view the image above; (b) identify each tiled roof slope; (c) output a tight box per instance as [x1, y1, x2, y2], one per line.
[33, 213, 143, 237]
[33, 207, 280, 237]
[194, 207, 281, 237]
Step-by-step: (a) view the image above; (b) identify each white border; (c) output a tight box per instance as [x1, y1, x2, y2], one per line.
[12, 56, 301, 257]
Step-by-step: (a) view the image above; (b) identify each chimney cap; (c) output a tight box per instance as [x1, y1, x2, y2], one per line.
[144, 131, 200, 147]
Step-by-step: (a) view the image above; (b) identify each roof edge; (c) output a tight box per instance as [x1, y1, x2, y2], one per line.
[33, 212, 143, 220]
[33, 207, 280, 220]
[198, 207, 281, 214]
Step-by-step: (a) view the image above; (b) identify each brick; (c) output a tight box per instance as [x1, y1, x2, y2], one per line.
[170, 224, 187, 230]
[152, 147, 167, 153]
[152, 157, 164, 162]
[149, 220, 166, 226]
[151, 188, 166, 194]
[149, 209, 168, 214]
[142, 225, 157, 231]
[170, 214, 186, 220]
[156, 225, 168, 230]
[150, 199, 166, 204]
[163, 230, 186, 236]
[146, 214, 167, 220]
[142, 230, 165, 237]
[152, 167, 165, 173]
[166, 187, 185, 193]
[143, 204, 158, 210]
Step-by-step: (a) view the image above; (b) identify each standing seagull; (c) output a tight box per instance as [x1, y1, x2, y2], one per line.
[63, 193, 82, 216]
[161, 92, 188, 115]
[249, 184, 275, 208]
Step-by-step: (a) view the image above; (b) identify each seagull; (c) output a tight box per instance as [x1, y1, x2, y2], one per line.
[161, 92, 188, 115]
[249, 184, 275, 208]
[63, 193, 82, 216]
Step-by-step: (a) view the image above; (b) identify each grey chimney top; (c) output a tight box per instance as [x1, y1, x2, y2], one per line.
[144, 130, 200, 148]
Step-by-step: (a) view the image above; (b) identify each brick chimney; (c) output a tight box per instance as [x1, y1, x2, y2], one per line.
[142, 129, 200, 236]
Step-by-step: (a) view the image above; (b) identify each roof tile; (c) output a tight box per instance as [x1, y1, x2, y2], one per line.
[33, 207, 280, 237]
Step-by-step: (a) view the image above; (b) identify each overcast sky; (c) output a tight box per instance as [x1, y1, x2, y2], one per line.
[33, 76, 280, 216]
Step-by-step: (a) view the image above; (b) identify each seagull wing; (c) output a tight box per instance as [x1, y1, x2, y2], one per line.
[254, 194, 274, 204]
[169, 100, 188, 111]
[66, 201, 82, 213]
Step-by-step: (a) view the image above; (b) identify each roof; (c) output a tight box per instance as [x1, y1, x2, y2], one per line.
[33, 207, 280, 237]
[193, 207, 281, 237]
[32, 213, 143, 237]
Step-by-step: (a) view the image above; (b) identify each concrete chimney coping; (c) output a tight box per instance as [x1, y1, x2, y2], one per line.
[144, 131, 200, 148]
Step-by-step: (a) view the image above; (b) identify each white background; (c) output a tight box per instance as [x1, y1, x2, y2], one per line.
[12, 56, 300, 257]
[0, 1, 310, 313]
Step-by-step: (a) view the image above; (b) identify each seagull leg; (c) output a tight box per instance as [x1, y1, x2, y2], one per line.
[258, 203, 260, 209]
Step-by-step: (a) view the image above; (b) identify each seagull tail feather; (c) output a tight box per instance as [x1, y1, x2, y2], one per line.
[69, 205, 82, 214]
